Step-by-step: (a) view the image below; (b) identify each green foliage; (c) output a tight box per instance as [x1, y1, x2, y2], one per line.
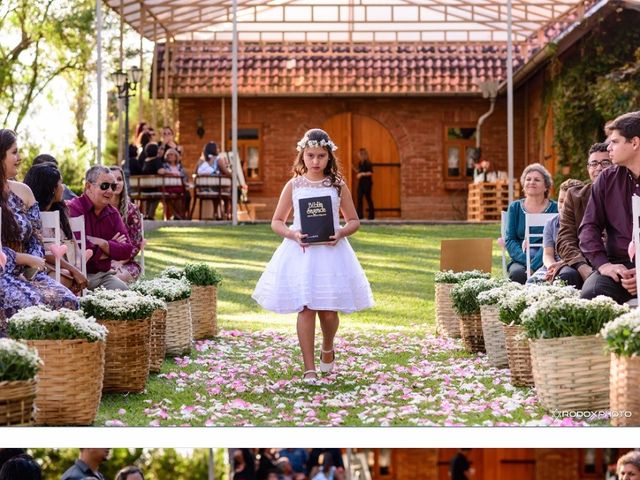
[545, 11, 640, 184]
[450, 277, 506, 316]
[0, 339, 40, 381]
[184, 262, 223, 286]
[522, 296, 628, 339]
[434, 270, 491, 284]
[601, 310, 640, 357]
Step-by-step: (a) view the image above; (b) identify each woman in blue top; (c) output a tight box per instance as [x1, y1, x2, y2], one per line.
[505, 162, 558, 284]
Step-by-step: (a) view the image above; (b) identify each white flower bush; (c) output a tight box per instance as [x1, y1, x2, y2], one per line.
[434, 270, 491, 284]
[477, 282, 524, 306]
[159, 266, 185, 280]
[80, 289, 165, 321]
[497, 283, 580, 326]
[451, 277, 509, 316]
[601, 308, 640, 357]
[0, 338, 41, 381]
[522, 295, 628, 339]
[132, 277, 192, 303]
[7, 305, 107, 342]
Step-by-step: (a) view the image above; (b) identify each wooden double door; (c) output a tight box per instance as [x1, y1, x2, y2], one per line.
[322, 113, 401, 218]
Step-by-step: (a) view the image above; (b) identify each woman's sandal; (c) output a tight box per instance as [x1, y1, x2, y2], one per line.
[319, 349, 335, 373]
[303, 369, 319, 383]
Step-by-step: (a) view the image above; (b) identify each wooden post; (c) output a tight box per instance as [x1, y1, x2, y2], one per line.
[152, 23, 158, 129]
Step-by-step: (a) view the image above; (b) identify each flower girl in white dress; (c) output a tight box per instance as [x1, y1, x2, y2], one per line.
[252, 128, 374, 381]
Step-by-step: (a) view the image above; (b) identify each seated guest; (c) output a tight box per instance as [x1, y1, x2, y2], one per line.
[141, 143, 166, 175]
[580, 111, 640, 303]
[556, 142, 612, 287]
[159, 126, 183, 158]
[163, 148, 191, 219]
[504, 162, 558, 284]
[196, 141, 231, 176]
[528, 178, 584, 285]
[0, 454, 41, 480]
[31, 153, 77, 200]
[108, 166, 143, 283]
[115, 465, 145, 480]
[23, 162, 88, 294]
[68, 166, 134, 291]
[0, 129, 78, 328]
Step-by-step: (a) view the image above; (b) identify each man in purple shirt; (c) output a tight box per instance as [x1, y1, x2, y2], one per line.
[68, 166, 134, 290]
[579, 111, 640, 303]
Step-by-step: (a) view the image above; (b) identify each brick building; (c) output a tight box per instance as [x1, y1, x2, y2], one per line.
[108, 0, 630, 220]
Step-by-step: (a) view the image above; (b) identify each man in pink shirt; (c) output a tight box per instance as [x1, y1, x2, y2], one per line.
[68, 166, 134, 290]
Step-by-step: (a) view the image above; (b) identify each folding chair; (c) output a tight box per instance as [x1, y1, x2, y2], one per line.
[524, 212, 558, 279]
[190, 175, 232, 220]
[69, 215, 88, 295]
[139, 212, 145, 277]
[40, 210, 61, 282]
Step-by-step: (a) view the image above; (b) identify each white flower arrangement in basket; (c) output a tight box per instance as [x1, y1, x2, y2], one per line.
[477, 282, 524, 307]
[522, 295, 628, 340]
[8, 305, 107, 342]
[496, 283, 580, 326]
[601, 308, 640, 357]
[80, 289, 165, 321]
[0, 338, 41, 382]
[132, 277, 192, 303]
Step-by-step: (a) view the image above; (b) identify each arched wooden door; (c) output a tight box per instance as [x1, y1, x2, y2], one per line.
[323, 113, 401, 218]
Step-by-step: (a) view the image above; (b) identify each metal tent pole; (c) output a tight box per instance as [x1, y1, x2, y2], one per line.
[231, 0, 239, 225]
[96, 0, 102, 165]
[507, 0, 515, 203]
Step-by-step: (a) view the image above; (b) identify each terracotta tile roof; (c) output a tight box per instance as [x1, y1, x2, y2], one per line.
[154, 42, 528, 97]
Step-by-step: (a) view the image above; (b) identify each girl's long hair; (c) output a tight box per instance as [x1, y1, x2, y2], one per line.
[292, 128, 343, 195]
[0, 128, 21, 243]
[109, 165, 130, 219]
[23, 163, 72, 239]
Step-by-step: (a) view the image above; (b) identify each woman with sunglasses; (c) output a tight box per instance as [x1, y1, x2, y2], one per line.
[108, 165, 143, 283]
[0, 129, 79, 331]
[23, 162, 88, 294]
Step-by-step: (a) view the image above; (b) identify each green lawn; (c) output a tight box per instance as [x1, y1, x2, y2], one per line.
[96, 223, 576, 427]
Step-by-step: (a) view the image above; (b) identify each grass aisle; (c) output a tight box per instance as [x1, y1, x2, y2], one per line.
[96, 224, 583, 426]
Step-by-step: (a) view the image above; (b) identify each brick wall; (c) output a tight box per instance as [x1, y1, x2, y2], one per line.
[176, 93, 529, 220]
[394, 449, 438, 480]
[535, 449, 579, 480]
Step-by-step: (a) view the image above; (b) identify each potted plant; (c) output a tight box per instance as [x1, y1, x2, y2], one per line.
[601, 309, 640, 426]
[0, 338, 40, 426]
[477, 282, 518, 368]
[132, 277, 192, 356]
[497, 284, 579, 387]
[80, 289, 160, 393]
[434, 270, 490, 338]
[522, 295, 628, 412]
[162, 263, 223, 339]
[7, 306, 107, 425]
[451, 277, 506, 353]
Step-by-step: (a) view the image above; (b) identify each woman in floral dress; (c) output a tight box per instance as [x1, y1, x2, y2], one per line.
[108, 165, 143, 283]
[0, 129, 78, 332]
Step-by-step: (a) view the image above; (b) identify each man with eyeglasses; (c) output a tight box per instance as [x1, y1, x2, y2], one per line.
[556, 142, 612, 288]
[579, 111, 640, 303]
[68, 166, 133, 290]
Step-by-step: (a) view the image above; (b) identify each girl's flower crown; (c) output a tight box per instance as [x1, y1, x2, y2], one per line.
[296, 137, 338, 152]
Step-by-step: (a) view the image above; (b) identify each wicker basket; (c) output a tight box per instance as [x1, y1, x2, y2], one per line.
[149, 308, 167, 373]
[529, 335, 609, 411]
[459, 313, 485, 353]
[165, 298, 192, 356]
[24, 339, 104, 425]
[0, 379, 36, 426]
[98, 318, 151, 393]
[190, 285, 218, 339]
[435, 283, 460, 338]
[503, 324, 534, 387]
[610, 354, 640, 426]
[481, 305, 508, 368]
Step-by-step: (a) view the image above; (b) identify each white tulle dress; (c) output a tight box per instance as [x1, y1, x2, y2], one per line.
[252, 176, 375, 314]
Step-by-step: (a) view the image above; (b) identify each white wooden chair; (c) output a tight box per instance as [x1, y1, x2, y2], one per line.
[139, 212, 145, 277]
[69, 215, 88, 295]
[524, 212, 558, 279]
[40, 210, 61, 283]
[631, 195, 640, 307]
[501, 210, 508, 276]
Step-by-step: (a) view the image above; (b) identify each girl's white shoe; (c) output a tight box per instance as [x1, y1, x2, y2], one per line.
[319, 349, 335, 373]
[303, 369, 319, 383]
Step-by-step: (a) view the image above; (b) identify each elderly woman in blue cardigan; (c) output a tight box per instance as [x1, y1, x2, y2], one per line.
[505, 163, 558, 284]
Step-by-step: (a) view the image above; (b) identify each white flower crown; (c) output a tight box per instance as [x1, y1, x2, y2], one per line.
[296, 138, 338, 152]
